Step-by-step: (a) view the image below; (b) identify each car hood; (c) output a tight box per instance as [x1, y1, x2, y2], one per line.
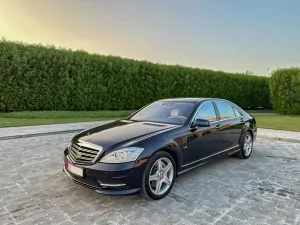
[73, 120, 178, 149]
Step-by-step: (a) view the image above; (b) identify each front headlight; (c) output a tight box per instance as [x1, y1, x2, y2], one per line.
[100, 147, 144, 163]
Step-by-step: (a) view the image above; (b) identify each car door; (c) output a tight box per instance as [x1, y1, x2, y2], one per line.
[232, 105, 245, 140]
[182, 101, 223, 166]
[214, 101, 242, 150]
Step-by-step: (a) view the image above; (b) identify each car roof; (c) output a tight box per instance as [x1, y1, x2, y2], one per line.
[158, 97, 227, 103]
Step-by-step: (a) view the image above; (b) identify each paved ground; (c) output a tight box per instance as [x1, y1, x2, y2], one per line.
[0, 131, 300, 225]
[259, 128, 300, 142]
[0, 121, 111, 139]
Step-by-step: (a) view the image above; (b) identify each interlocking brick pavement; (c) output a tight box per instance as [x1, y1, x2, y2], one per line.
[0, 121, 111, 139]
[0, 133, 300, 225]
[258, 128, 300, 143]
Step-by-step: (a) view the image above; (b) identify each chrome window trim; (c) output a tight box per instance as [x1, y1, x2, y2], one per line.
[190, 101, 217, 124]
[189, 100, 245, 130]
[232, 105, 244, 118]
[182, 144, 239, 167]
[215, 100, 245, 119]
[216, 100, 245, 117]
[214, 100, 236, 119]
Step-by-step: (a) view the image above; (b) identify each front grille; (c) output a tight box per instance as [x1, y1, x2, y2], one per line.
[68, 142, 102, 164]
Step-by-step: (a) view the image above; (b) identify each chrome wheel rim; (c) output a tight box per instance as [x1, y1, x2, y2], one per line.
[149, 157, 174, 195]
[244, 133, 253, 156]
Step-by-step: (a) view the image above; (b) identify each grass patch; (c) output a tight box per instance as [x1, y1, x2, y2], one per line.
[254, 114, 300, 131]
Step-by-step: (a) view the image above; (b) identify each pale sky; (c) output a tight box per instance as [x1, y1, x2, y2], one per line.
[1, 0, 300, 75]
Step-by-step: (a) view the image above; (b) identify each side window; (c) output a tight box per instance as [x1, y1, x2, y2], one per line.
[233, 107, 243, 117]
[194, 102, 217, 122]
[215, 101, 235, 120]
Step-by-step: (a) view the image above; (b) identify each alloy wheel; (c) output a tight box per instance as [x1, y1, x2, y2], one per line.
[148, 157, 174, 195]
[243, 133, 253, 157]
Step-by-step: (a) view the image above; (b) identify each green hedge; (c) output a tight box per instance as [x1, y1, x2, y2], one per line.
[269, 68, 300, 115]
[0, 39, 271, 112]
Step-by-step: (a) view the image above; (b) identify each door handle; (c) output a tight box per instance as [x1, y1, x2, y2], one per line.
[216, 124, 222, 130]
[240, 118, 244, 123]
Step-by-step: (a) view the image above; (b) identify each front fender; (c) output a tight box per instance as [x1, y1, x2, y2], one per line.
[136, 137, 183, 171]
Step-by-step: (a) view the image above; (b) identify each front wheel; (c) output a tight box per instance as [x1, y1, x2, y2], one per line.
[236, 131, 253, 159]
[141, 151, 176, 200]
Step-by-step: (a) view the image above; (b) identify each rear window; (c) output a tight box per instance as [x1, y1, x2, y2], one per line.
[215, 101, 236, 120]
[233, 107, 243, 117]
[194, 102, 217, 122]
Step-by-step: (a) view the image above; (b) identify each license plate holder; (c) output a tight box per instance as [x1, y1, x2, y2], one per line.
[66, 162, 84, 177]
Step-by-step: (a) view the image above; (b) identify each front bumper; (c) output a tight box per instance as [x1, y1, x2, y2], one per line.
[63, 151, 145, 195]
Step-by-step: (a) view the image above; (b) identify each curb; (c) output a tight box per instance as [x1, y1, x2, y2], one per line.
[0, 129, 82, 141]
[257, 136, 300, 144]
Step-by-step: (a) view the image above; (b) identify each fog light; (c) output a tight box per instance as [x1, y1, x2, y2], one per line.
[97, 181, 126, 187]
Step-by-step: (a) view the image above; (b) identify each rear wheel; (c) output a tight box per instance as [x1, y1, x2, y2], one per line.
[236, 131, 253, 159]
[141, 151, 175, 200]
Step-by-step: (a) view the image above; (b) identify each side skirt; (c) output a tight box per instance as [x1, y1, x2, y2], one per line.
[177, 161, 210, 175]
[177, 146, 240, 176]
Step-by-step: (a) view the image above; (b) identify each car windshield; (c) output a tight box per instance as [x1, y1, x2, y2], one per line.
[130, 102, 196, 125]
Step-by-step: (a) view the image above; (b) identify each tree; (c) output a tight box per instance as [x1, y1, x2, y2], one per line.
[269, 68, 300, 115]
[244, 70, 254, 75]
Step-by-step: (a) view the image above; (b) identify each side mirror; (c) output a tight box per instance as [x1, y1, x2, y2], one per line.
[194, 118, 210, 127]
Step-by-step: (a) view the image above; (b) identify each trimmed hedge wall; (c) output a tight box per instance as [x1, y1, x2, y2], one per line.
[269, 68, 300, 115]
[0, 40, 271, 112]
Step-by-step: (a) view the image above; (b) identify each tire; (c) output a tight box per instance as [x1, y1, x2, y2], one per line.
[141, 151, 176, 200]
[236, 131, 253, 159]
